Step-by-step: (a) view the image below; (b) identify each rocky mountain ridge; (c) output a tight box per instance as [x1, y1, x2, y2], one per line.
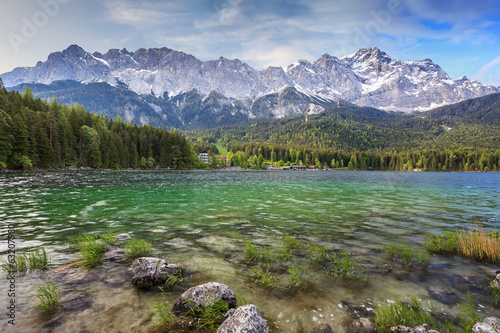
[2, 44, 498, 122]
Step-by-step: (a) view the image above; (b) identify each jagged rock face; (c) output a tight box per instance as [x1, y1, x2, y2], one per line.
[472, 317, 500, 333]
[2, 45, 499, 114]
[217, 304, 269, 333]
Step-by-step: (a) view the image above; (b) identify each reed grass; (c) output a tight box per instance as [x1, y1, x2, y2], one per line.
[309, 244, 329, 265]
[425, 224, 500, 263]
[125, 239, 153, 259]
[182, 299, 229, 333]
[34, 281, 60, 314]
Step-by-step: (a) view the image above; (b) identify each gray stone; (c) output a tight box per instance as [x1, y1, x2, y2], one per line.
[391, 324, 440, 333]
[347, 318, 376, 333]
[313, 323, 334, 333]
[172, 281, 237, 315]
[217, 304, 268, 333]
[130, 257, 185, 289]
[473, 317, 500, 333]
[425, 286, 459, 305]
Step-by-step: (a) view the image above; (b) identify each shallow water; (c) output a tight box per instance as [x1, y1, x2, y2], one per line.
[1, 170, 499, 332]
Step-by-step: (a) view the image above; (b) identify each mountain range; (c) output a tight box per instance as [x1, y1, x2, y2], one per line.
[2, 44, 499, 129]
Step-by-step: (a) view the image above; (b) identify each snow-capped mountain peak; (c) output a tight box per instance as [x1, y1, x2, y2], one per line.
[2, 44, 499, 113]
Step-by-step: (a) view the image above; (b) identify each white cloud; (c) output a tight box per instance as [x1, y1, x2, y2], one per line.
[472, 56, 500, 86]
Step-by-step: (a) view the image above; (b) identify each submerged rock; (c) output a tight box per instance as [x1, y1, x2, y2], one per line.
[130, 257, 185, 289]
[313, 323, 334, 333]
[341, 298, 376, 319]
[347, 318, 375, 333]
[473, 317, 500, 333]
[172, 281, 237, 315]
[490, 271, 500, 290]
[425, 286, 459, 305]
[391, 324, 439, 333]
[217, 304, 268, 333]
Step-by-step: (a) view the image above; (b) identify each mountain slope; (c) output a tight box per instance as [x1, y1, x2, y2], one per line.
[2, 45, 498, 122]
[187, 92, 500, 152]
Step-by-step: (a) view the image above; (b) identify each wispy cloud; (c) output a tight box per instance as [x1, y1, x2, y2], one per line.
[473, 56, 500, 86]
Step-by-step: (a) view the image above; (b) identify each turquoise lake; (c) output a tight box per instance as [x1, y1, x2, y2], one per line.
[1, 170, 499, 332]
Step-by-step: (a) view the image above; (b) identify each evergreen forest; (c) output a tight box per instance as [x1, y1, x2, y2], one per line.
[0, 80, 204, 170]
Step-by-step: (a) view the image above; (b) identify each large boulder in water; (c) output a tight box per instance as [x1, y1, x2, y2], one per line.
[313, 323, 334, 333]
[172, 282, 237, 315]
[217, 304, 268, 333]
[131, 257, 185, 289]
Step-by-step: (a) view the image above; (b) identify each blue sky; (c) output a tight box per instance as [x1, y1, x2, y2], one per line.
[1, 0, 500, 86]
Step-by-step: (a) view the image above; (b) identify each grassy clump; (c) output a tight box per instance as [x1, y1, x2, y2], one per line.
[163, 269, 184, 290]
[329, 250, 369, 281]
[34, 281, 60, 314]
[183, 299, 229, 333]
[154, 287, 176, 331]
[424, 224, 500, 263]
[79, 240, 106, 268]
[459, 295, 482, 332]
[375, 296, 454, 333]
[67, 233, 117, 268]
[244, 241, 260, 262]
[125, 239, 153, 259]
[384, 243, 430, 269]
[309, 244, 330, 266]
[2, 247, 48, 274]
[490, 284, 500, 305]
[282, 236, 304, 250]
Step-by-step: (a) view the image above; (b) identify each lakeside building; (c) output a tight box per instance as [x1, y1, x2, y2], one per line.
[198, 151, 209, 164]
[290, 165, 307, 170]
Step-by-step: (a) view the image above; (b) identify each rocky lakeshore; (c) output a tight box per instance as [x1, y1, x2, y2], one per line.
[3, 243, 499, 333]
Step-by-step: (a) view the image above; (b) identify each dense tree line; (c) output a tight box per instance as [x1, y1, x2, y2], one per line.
[223, 143, 500, 171]
[0, 82, 203, 170]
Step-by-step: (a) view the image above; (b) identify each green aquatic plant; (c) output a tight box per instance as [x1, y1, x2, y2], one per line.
[163, 269, 184, 290]
[244, 241, 260, 262]
[249, 266, 279, 289]
[154, 287, 176, 331]
[275, 245, 294, 262]
[34, 281, 60, 314]
[375, 296, 453, 333]
[459, 295, 482, 332]
[384, 243, 430, 269]
[2, 247, 48, 274]
[424, 223, 500, 263]
[125, 239, 153, 259]
[182, 299, 229, 333]
[282, 235, 303, 250]
[309, 244, 330, 266]
[329, 250, 369, 281]
[79, 240, 106, 268]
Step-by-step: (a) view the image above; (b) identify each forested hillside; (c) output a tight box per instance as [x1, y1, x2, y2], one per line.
[187, 94, 500, 171]
[0, 80, 203, 170]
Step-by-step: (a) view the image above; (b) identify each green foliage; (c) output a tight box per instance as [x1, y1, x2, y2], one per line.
[384, 244, 430, 269]
[309, 244, 329, 266]
[34, 281, 60, 314]
[244, 241, 260, 262]
[459, 295, 482, 332]
[375, 296, 453, 333]
[282, 236, 303, 251]
[79, 240, 106, 268]
[0, 87, 202, 170]
[424, 232, 459, 254]
[329, 250, 369, 281]
[197, 299, 229, 333]
[489, 283, 500, 305]
[2, 247, 48, 274]
[154, 287, 176, 331]
[125, 239, 153, 259]
[66, 233, 117, 268]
